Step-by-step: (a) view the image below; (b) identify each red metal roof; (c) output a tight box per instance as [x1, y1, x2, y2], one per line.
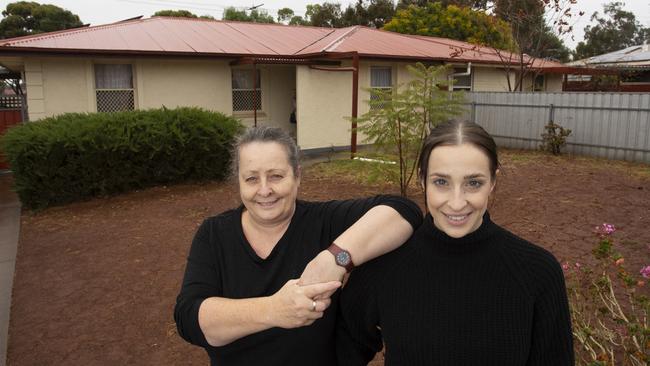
[0, 16, 564, 69]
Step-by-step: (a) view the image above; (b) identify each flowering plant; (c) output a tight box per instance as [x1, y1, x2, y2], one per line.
[564, 223, 649, 366]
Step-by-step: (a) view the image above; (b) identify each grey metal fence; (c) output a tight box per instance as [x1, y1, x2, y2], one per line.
[461, 92, 650, 163]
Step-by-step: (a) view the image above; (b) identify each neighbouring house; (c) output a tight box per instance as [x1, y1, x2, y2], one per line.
[0, 16, 575, 152]
[565, 43, 650, 92]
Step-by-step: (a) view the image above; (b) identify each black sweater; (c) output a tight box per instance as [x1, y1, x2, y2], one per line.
[337, 213, 574, 366]
[174, 196, 422, 366]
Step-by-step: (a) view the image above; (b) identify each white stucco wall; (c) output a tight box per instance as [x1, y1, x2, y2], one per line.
[23, 57, 268, 121]
[136, 59, 231, 112]
[296, 64, 353, 150]
[472, 66, 516, 92]
[24, 58, 91, 120]
[545, 74, 563, 92]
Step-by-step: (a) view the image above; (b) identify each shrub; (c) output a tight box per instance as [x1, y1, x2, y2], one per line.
[540, 121, 572, 155]
[1, 107, 243, 209]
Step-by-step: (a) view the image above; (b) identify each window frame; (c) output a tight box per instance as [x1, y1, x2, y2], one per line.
[370, 66, 393, 110]
[231, 68, 263, 114]
[93, 63, 136, 113]
[533, 74, 545, 92]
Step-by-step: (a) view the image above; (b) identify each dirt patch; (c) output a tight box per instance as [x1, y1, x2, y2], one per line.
[6, 150, 650, 365]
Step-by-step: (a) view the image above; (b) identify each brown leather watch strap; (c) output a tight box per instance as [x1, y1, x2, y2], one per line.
[327, 242, 354, 273]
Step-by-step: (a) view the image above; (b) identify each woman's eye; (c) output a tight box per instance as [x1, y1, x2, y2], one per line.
[269, 174, 283, 181]
[245, 176, 258, 183]
[467, 180, 483, 189]
[432, 178, 447, 186]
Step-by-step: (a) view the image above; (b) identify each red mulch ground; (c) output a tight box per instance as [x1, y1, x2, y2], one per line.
[6, 150, 650, 365]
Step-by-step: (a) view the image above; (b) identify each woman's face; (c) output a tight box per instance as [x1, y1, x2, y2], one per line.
[425, 143, 495, 238]
[238, 141, 300, 227]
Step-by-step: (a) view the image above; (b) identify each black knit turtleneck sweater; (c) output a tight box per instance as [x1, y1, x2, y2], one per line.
[337, 212, 574, 366]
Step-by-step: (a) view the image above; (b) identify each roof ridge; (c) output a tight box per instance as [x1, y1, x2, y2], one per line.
[292, 28, 338, 55]
[0, 17, 149, 46]
[321, 26, 361, 52]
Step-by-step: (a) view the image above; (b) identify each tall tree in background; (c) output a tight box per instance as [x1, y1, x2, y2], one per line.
[277, 8, 294, 23]
[397, 0, 489, 11]
[305, 3, 344, 27]
[153, 10, 198, 18]
[574, 1, 650, 60]
[488, 0, 578, 91]
[153, 10, 214, 19]
[222, 7, 275, 23]
[493, 0, 573, 60]
[0, 1, 83, 39]
[384, 3, 515, 51]
[341, 0, 396, 28]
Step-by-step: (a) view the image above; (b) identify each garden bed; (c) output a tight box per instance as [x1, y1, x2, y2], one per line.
[7, 149, 650, 365]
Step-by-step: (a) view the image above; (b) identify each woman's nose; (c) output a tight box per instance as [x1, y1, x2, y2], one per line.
[447, 188, 467, 211]
[257, 180, 272, 196]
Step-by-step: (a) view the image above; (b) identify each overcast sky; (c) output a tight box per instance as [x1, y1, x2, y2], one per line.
[1, 0, 649, 50]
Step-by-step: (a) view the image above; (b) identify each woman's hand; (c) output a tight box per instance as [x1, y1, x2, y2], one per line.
[299, 250, 347, 287]
[268, 279, 341, 329]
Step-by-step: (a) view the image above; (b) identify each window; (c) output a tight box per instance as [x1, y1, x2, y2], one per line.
[370, 66, 392, 109]
[232, 69, 261, 112]
[450, 67, 472, 91]
[94, 64, 135, 113]
[533, 74, 545, 92]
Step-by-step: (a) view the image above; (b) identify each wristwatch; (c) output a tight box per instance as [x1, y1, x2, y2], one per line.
[327, 242, 354, 273]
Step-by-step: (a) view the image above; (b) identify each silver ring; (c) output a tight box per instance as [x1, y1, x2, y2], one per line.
[311, 300, 316, 311]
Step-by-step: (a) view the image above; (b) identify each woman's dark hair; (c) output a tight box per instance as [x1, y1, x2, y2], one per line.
[231, 126, 301, 178]
[417, 120, 500, 186]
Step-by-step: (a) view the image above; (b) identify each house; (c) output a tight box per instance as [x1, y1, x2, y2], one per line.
[565, 44, 650, 92]
[0, 16, 571, 152]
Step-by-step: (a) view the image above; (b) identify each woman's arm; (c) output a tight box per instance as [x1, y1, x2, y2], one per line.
[197, 279, 340, 346]
[526, 258, 575, 366]
[300, 196, 422, 285]
[174, 219, 341, 348]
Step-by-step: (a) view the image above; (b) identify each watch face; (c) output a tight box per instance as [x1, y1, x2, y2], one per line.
[335, 251, 351, 266]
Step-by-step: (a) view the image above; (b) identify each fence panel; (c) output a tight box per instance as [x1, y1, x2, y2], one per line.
[0, 95, 26, 170]
[462, 92, 650, 163]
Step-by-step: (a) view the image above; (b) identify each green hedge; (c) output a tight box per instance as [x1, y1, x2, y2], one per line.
[1, 107, 243, 209]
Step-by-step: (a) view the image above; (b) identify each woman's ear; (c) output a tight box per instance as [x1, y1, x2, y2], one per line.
[490, 169, 499, 193]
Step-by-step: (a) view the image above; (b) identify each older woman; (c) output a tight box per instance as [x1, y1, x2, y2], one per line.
[337, 120, 574, 365]
[174, 126, 422, 365]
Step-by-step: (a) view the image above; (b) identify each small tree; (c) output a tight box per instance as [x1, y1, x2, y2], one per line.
[355, 63, 466, 197]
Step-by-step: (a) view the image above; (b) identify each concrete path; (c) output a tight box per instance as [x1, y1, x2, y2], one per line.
[0, 173, 20, 366]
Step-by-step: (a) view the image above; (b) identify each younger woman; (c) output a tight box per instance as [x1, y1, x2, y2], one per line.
[337, 120, 574, 365]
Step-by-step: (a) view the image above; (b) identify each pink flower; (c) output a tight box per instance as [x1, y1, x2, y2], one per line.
[595, 223, 616, 237]
[575, 262, 582, 269]
[640, 266, 650, 279]
[562, 262, 569, 271]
